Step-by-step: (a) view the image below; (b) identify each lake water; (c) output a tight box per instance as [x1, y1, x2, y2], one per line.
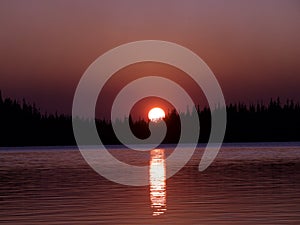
[1, 143, 300, 224]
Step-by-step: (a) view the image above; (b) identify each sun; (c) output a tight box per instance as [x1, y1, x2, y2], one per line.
[148, 107, 165, 122]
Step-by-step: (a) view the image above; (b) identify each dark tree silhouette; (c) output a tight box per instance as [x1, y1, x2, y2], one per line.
[0, 90, 299, 147]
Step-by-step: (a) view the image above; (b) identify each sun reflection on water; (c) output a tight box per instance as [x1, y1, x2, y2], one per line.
[149, 149, 167, 216]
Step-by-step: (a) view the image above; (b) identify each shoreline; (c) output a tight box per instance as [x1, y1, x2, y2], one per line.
[1, 141, 300, 151]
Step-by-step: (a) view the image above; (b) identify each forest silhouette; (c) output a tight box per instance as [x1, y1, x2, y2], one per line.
[0, 90, 299, 147]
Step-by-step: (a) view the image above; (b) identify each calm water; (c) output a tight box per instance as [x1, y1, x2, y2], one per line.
[1, 144, 300, 224]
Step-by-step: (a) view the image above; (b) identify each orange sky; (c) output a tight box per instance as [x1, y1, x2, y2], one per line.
[0, 0, 299, 118]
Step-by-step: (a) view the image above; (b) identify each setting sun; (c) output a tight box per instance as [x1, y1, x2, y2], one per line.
[148, 107, 165, 122]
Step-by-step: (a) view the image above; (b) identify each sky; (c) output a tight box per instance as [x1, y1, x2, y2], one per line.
[0, 0, 299, 119]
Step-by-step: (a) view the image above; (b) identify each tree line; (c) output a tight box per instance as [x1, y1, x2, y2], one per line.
[0, 90, 299, 147]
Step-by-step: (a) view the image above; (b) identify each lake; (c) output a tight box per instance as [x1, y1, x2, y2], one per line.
[1, 143, 300, 224]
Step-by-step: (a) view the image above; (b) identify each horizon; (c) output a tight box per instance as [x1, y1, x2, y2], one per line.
[1, 89, 300, 146]
[1, 89, 300, 121]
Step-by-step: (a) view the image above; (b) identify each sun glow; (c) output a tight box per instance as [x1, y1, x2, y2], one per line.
[148, 107, 165, 122]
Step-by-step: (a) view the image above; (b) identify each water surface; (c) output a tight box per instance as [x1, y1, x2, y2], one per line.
[1, 144, 300, 224]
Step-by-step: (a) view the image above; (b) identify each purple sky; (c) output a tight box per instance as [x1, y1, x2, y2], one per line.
[0, 0, 299, 118]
